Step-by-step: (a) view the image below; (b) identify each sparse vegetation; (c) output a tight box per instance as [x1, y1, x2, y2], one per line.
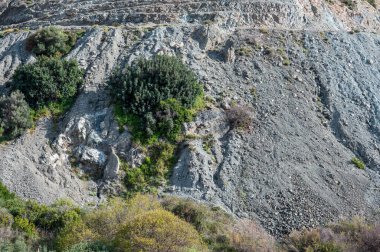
[0, 28, 19, 39]
[26, 27, 84, 57]
[259, 27, 269, 34]
[288, 217, 380, 252]
[162, 196, 278, 251]
[236, 47, 253, 56]
[366, 0, 377, 8]
[352, 157, 365, 170]
[226, 105, 253, 131]
[123, 141, 177, 193]
[340, 0, 357, 10]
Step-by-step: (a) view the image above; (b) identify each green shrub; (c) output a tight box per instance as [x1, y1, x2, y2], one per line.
[162, 197, 234, 250]
[352, 157, 365, 170]
[124, 141, 176, 192]
[162, 197, 279, 251]
[115, 209, 206, 252]
[64, 242, 110, 252]
[13, 216, 37, 237]
[26, 27, 80, 57]
[0, 207, 13, 227]
[0, 182, 16, 201]
[12, 56, 83, 109]
[0, 237, 30, 252]
[0, 91, 32, 139]
[109, 55, 203, 142]
[56, 195, 162, 250]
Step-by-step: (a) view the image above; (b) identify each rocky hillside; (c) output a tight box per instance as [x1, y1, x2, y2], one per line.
[0, 0, 380, 237]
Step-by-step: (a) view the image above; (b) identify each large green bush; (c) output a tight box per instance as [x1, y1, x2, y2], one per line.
[26, 27, 81, 57]
[12, 57, 83, 109]
[110, 55, 203, 142]
[115, 209, 206, 252]
[0, 91, 32, 139]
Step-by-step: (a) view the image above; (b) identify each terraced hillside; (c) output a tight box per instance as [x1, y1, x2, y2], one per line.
[0, 0, 379, 237]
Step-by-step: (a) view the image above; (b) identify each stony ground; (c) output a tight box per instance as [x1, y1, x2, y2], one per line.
[0, 0, 380, 237]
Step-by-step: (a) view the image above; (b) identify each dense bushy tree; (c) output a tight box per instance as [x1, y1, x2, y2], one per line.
[0, 91, 32, 138]
[109, 55, 202, 115]
[12, 57, 83, 108]
[110, 55, 203, 141]
[26, 27, 79, 57]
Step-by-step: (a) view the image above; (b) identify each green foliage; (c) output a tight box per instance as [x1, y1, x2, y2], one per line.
[12, 56, 83, 109]
[0, 181, 81, 242]
[162, 197, 279, 251]
[0, 207, 13, 227]
[31, 96, 76, 121]
[162, 197, 235, 250]
[0, 182, 16, 200]
[56, 195, 206, 252]
[0, 91, 33, 140]
[0, 237, 31, 252]
[110, 55, 202, 115]
[340, 0, 356, 10]
[26, 27, 81, 57]
[352, 157, 365, 170]
[64, 242, 110, 252]
[114, 209, 206, 252]
[109, 55, 204, 142]
[124, 141, 176, 193]
[14, 216, 37, 237]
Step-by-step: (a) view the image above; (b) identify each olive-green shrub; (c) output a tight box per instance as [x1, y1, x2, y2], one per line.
[12, 57, 83, 109]
[56, 194, 206, 252]
[0, 91, 32, 139]
[115, 209, 206, 252]
[26, 27, 80, 57]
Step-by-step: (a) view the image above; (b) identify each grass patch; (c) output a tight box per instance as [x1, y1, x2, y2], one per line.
[123, 141, 177, 195]
[352, 157, 365, 170]
[31, 97, 75, 121]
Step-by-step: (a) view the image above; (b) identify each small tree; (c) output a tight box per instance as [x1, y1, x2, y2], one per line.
[26, 27, 79, 57]
[0, 91, 32, 139]
[11, 57, 83, 109]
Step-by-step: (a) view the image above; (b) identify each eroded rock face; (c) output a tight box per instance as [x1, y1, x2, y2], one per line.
[0, 0, 380, 236]
[1, 0, 379, 32]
